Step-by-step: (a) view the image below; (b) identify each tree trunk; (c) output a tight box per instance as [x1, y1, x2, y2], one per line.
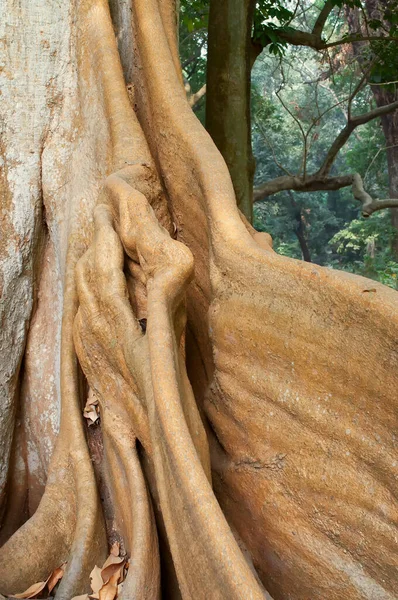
[0, 1, 398, 600]
[205, 0, 256, 222]
[289, 192, 312, 262]
[348, 0, 398, 258]
[372, 96, 398, 258]
[364, 0, 398, 257]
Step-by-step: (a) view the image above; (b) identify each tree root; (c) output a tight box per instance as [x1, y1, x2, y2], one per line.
[1, 1, 397, 599]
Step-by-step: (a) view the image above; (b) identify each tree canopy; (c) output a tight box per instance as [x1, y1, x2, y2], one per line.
[180, 0, 398, 287]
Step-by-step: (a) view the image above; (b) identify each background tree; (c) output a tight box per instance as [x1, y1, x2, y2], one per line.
[180, 0, 398, 281]
[347, 0, 398, 255]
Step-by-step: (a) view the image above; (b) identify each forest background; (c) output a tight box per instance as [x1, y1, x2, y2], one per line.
[180, 0, 398, 289]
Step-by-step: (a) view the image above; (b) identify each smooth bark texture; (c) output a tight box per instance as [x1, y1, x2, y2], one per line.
[0, 1, 398, 599]
[206, 0, 256, 221]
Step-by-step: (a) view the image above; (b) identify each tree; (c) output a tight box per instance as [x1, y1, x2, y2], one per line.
[202, 0, 398, 224]
[0, 1, 397, 600]
[251, 42, 398, 270]
[206, 0, 256, 220]
[347, 0, 398, 256]
[251, 1, 398, 216]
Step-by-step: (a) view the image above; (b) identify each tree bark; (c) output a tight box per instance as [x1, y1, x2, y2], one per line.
[206, 0, 256, 221]
[365, 0, 398, 256]
[0, 2, 398, 600]
[373, 95, 398, 256]
[289, 192, 312, 262]
[348, 0, 398, 257]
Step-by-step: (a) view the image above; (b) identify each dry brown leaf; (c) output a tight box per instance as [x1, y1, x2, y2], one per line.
[110, 541, 120, 557]
[71, 596, 89, 600]
[86, 388, 99, 406]
[101, 554, 124, 573]
[119, 560, 129, 584]
[47, 562, 67, 593]
[101, 558, 125, 584]
[90, 565, 104, 595]
[84, 408, 99, 424]
[83, 389, 100, 424]
[13, 580, 48, 598]
[99, 572, 120, 600]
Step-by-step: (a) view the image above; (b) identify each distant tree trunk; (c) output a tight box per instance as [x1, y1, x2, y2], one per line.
[289, 191, 312, 262]
[348, 0, 398, 258]
[295, 217, 312, 262]
[206, 0, 256, 222]
[372, 90, 398, 258]
[365, 0, 398, 257]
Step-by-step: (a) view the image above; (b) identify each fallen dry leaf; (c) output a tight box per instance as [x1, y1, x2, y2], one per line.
[90, 565, 104, 597]
[83, 389, 100, 425]
[84, 408, 99, 425]
[99, 572, 120, 600]
[110, 541, 120, 557]
[13, 580, 48, 598]
[71, 596, 89, 600]
[101, 558, 125, 585]
[101, 553, 123, 572]
[47, 562, 67, 593]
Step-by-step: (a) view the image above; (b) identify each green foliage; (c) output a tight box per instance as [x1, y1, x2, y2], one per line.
[330, 213, 398, 288]
[179, 0, 208, 123]
[180, 0, 209, 32]
[179, 0, 398, 290]
[251, 43, 397, 288]
[253, 1, 295, 56]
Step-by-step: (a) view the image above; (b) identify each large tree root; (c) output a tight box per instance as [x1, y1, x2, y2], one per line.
[1, 0, 397, 599]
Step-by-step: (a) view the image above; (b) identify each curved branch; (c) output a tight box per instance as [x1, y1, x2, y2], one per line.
[312, 0, 334, 37]
[318, 99, 398, 176]
[189, 83, 207, 107]
[352, 173, 398, 216]
[253, 174, 354, 202]
[254, 171, 398, 220]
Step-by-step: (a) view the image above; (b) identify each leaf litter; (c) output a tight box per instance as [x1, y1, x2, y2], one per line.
[8, 542, 127, 600]
[83, 389, 100, 426]
[10, 563, 67, 599]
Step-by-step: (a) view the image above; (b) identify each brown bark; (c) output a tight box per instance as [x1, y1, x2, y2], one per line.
[289, 191, 312, 262]
[348, 0, 398, 257]
[254, 173, 355, 201]
[373, 94, 398, 256]
[0, 1, 397, 600]
[206, 0, 256, 221]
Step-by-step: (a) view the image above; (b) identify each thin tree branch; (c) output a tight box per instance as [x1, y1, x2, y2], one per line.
[324, 34, 398, 49]
[312, 0, 334, 38]
[364, 144, 398, 182]
[253, 173, 354, 201]
[318, 99, 398, 176]
[352, 173, 398, 216]
[189, 84, 207, 107]
[254, 118, 294, 176]
[275, 81, 307, 176]
[274, 28, 398, 52]
[254, 172, 398, 218]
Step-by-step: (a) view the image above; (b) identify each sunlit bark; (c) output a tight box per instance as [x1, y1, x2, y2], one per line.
[0, 1, 397, 599]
